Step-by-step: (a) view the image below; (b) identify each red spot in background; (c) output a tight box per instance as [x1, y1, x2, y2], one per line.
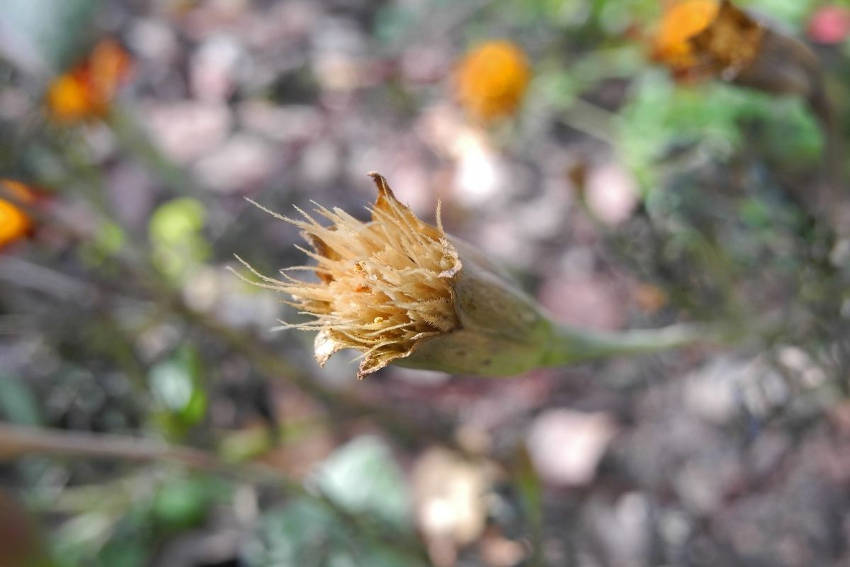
[808, 5, 850, 44]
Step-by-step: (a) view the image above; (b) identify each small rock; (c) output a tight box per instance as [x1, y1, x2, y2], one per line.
[190, 35, 245, 102]
[194, 134, 276, 192]
[412, 448, 492, 548]
[526, 409, 617, 486]
[238, 101, 321, 144]
[584, 161, 639, 226]
[145, 101, 232, 163]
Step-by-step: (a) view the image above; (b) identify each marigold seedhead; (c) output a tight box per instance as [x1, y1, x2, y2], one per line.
[237, 174, 555, 378]
[46, 39, 132, 123]
[237, 174, 698, 378]
[454, 40, 530, 121]
[237, 173, 462, 378]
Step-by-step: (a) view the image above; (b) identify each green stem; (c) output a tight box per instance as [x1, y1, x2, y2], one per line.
[541, 322, 708, 367]
[0, 423, 429, 563]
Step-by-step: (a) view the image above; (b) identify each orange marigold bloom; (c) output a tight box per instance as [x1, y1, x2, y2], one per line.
[46, 39, 132, 123]
[653, 1, 764, 80]
[652, 0, 720, 72]
[0, 180, 36, 249]
[454, 40, 530, 121]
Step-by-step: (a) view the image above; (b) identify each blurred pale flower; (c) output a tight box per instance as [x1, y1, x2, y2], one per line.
[46, 39, 132, 123]
[584, 161, 639, 226]
[454, 40, 530, 121]
[415, 104, 507, 207]
[0, 180, 36, 250]
[526, 409, 618, 486]
[412, 447, 492, 565]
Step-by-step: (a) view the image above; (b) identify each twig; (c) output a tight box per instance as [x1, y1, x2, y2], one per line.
[0, 422, 214, 467]
[0, 423, 431, 562]
[561, 97, 617, 145]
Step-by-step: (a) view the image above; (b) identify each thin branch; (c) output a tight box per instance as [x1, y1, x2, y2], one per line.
[0, 423, 430, 562]
[0, 423, 214, 467]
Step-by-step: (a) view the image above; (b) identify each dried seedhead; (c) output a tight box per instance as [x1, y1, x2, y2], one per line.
[235, 173, 461, 378]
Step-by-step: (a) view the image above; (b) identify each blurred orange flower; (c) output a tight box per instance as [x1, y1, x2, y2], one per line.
[652, 1, 764, 80]
[46, 39, 132, 123]
[653, 0, 720, 72]
[0, 180, 36, 249]
[454, 40, 530, 121]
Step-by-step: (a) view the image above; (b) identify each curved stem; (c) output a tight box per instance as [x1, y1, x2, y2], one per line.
[541, 322, 709, 367]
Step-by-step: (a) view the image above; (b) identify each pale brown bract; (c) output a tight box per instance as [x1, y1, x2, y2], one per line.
[234, 173, 462, 379]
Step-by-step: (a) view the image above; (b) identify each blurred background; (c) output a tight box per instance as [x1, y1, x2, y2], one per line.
[2, 0, 850, 565]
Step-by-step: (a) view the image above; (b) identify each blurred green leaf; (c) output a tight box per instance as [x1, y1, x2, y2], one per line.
[0, 375, 42, 425]
[149, 199, 205, 244]
[52, 511, 114, 566]
[0, 0, 98, 73]
[618, 72, 822, 188]
[148, 346, 207, 436]
[152, 475, 225, 532]
[80, 221, 126, 267]
[94, 542, 147, 567]
[218, 426, 275, 464]
[243, 436, 423, 566]
[741, 0, 819, 28]
[314, 435, 410, 526]
[243, 497, 425, 567]
[149, 198, 210, 282]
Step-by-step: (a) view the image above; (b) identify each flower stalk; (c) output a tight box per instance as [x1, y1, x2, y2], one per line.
[236, 173, 708, 378]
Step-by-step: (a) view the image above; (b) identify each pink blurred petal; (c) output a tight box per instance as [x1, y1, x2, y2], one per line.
[808, 5, 850, 44]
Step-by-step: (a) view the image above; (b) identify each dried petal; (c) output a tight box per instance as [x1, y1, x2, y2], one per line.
[239, 173, 461, 378]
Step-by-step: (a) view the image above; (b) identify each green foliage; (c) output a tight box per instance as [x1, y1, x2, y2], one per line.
[244, 497, 423, 567]
[1, 0, 97, 72]
[243, 436, 422, 566]
[313, 436, 410, 526]
[0, 375, 42, 425]
[618, 72, 823, 188]
[79, 221, 126, 267]
[148, 346, 208, 438]
[149, 198, 210, 282]
[741, 0, 820, 28]
[152, 475, 227, 532]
